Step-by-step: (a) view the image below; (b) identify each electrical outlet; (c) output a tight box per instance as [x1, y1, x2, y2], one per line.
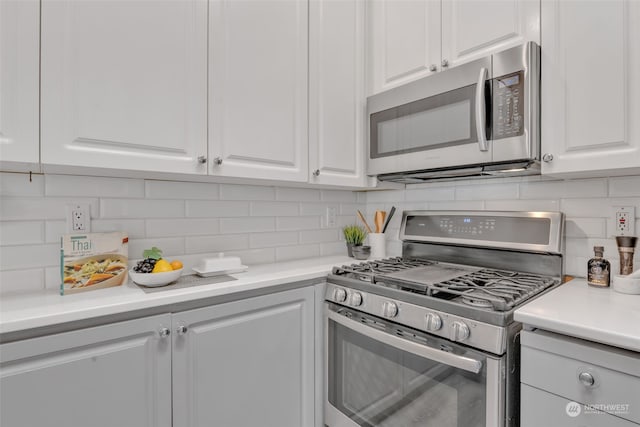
[67, 204, 91, 232]
[326, 206, 337, 228]
[612, 206, 635, 236]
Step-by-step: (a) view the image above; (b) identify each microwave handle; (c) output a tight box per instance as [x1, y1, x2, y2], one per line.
[327, 308, 483, 374]
[476, 67, 489, 152]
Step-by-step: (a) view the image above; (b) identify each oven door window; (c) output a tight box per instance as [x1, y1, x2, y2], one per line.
[370, 84, 483, 159]
[328, 318, 487, 427]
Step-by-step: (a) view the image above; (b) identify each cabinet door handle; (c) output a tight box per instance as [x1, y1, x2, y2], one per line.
[475, 67, 489, 152]
[441, 59, 449, 68]
[429, 64, 438, 72]
[578, 372, 595, 387]
[312, 169, 320, 177]
[542, 153, 554, 162]
[197, 155, 207, 164]
[158, 327, 171, 338]
[176, 325, 188, 335]
[213, 157, 223, 166]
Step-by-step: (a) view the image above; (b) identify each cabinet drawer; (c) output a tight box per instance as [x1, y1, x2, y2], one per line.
[522, 384, 637, 427]
[521, 330, 640, 424]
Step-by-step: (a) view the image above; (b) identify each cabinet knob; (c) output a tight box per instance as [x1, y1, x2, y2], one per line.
[312, 169, 320, 177]
[578, 372, 595, 387]
[213, 157, 223, 166]
[429, 64, 438, 72]
[441, 59, 449, 68]
[197, 155, 207, 164]
[158, 327, 171, 338]
[176, 325, 188, 335]
[542, 153, 554, 163]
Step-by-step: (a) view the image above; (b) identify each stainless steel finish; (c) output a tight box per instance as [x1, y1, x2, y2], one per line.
[213, 157, 223, 166]
[450, 321, 471, 342]
[333, 288, 347, 303]
[326, 283, 508, 354]
[197, 155, 207, 164]
[327, 307, 483, 374]
[578, 372, 595, 387]
[486, 357, 507, 427]
[542, 153, 554, 162]
[429, 64, 438, 72]
[176, 325, 188, 335]
[425, 312, 443, 331]
[312, 169, 320, 177]
[441, 59, 449, 68]
[381, 301, 398, 318]
[348, 291, 363, 307]
[399, 210, 565, 256]
[476, 67, 489, 152]
[158, 327, 170, 338]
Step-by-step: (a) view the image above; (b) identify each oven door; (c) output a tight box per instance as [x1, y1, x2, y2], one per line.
[325, 304, 505, 427]
[367, 56, 492, 176]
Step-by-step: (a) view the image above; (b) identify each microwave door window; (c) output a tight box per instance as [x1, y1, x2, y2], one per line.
[371, 84, 478, 159]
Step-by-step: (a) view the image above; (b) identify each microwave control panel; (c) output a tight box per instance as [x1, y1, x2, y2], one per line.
[493, 71, 524, 140]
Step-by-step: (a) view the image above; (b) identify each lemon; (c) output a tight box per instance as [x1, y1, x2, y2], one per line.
[152, 259, 173, 273]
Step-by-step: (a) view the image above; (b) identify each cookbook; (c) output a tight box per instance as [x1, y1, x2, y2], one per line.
[60, 232, 129, 295]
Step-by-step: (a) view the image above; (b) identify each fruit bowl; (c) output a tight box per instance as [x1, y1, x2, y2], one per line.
[129, 268, 183, 287]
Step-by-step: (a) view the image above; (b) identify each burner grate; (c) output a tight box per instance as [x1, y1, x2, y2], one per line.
[331, 257, 435, 281]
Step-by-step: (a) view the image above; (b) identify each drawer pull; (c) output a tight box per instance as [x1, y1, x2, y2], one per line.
[578, 372, 595, 387]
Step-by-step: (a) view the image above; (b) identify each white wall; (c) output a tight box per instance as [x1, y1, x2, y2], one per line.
[364, 175, 640, 278]
[0, 172, 364, 293]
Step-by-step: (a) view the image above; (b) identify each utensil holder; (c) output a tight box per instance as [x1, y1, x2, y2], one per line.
[368, 233, 386, 259]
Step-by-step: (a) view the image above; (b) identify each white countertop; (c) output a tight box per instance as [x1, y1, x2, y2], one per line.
[515, 278, 640, 352]
[0, 256, 352, 335]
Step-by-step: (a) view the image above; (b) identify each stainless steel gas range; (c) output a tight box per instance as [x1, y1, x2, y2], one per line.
[324, 210, 564, 427]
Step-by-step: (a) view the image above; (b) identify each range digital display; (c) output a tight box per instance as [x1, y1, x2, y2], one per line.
[497, 75, 520, 88]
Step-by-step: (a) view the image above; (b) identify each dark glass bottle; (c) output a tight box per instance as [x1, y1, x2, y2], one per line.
[587, 246, 610, 287]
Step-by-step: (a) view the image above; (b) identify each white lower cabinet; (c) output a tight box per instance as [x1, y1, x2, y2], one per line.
[172, 286, 316, 427]
[0, 286, 317, 427]
[0, 314, 173, 427]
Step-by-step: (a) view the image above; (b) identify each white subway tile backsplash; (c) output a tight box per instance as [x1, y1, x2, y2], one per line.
[320, 241, 346, 257]
[609, 176, 640, 197]
[220, 184, 275, 201]
[1, 198, 99, 220]
[561, 198, 640, 218]
[186, 200, 249, 218]
[45, 266, 61, 290]
[250, 201, 299, 217]
[0, 172, 44, 197]
[44, 220, 66, 243]
[219, 217, 275, 234]
[340, 203, 364, 216]
[565, 218, 607, 238]
[277, 216, 321, 231]
[455, 183, 518, 200]
[146, 180, 219, 200]
[519, 178, 606, 199]
[0, 268, 45, 293]
[300, 229, 341, 244]
[185, 234, 249, 254]
[366, 190, 405, 203]
[101, 199, 184, 219]
[276, 244, 320, 262]
[428, 200, 485, 210]
[485, 199, 560, 212]
[92, 219, 147, 239]
[224, 248, 276, 265]
[250, 231, 298, 248]
[0, 243, 59, 270]
[405, 187, 455, 202]
[146, 218, 219, 238]
[321, 190, 357, 203]
[276, 187, 320, 202]
[128, 238, 185, 260]
[0, 221, 44, 245]
[46, 175, 144, 198]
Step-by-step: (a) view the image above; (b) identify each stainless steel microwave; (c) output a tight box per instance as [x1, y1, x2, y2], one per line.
[367, 42, 540, 183]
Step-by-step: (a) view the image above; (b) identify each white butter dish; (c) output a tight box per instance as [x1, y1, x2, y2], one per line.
[612, 274, 640, 294]
[193, 253, 247, 277]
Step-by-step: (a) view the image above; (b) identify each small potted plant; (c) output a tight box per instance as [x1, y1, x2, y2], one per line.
[343, 225, 367, 257]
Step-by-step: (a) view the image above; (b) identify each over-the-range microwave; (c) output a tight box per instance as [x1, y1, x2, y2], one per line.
[367, 42, 540, 183]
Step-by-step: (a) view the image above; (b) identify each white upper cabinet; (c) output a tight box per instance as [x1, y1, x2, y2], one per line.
[0, 0, 40, 172]
[541, 0, 640, 177]
[208, 0, 308, 182]
[367, 0, 540, 95]
[367, 0, 441, 95]
[40, 0, 208, 175]
[309, 0, 366, 187]
[441, 0, 540, 69]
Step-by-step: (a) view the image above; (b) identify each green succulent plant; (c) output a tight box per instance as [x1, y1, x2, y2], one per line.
[343, 225, 367, 245]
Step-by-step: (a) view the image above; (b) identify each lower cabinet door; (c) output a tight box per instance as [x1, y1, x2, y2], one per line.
[172, 286, 316, 427]
[521, 384, 636, 427]
[0, 314, 172, 427]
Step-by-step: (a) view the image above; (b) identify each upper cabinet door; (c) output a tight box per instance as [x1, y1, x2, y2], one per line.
[541, 0, 640, 176]
[209, 0, 308, 182]
[40, 0, 208, 175]
[309, 0, 366, 187]
[441, 0, 540, 69]
[0, 0, 40, 172]
[367, 0, 441, 95]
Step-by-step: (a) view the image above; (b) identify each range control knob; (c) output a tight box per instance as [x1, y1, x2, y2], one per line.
[349, 292, 363, 307]
[450, 321, 470, 342]
[382, 301, 398, 318]
[425, 312, 443, 331]
[333, 288, 347, 303]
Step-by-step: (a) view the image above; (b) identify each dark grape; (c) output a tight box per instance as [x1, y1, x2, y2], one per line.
[134, 258, 158, 274]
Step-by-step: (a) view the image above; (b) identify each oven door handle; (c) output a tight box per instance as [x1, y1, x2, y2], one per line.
[328, 309, 483, 374]
[475, 67, 489, 152]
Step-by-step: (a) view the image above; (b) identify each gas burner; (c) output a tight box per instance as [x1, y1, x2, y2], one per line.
[331, 257, 436, 282]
